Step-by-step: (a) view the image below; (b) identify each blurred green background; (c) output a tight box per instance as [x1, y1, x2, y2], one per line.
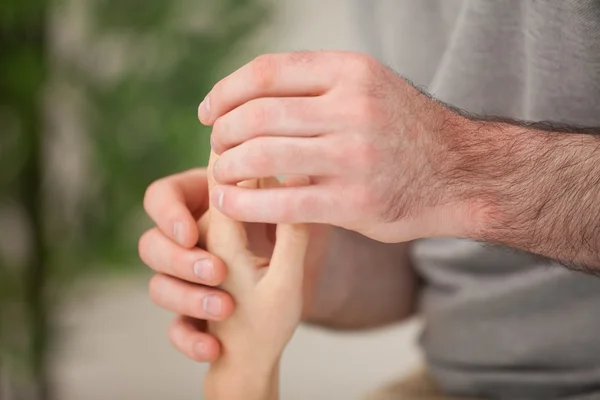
[1, 0, 267, 398]
[1, 1, 423, 399]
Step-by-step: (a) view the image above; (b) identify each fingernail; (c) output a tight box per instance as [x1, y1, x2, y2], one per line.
[193, 259, 214, 281]
[210, 134, 216, 151]
[194, 342, 207, 359]
[173, 221, 185, 245]
[198, 96, 211, 123]
[202, 295, 222, 317]
[211, 186, 224, 209]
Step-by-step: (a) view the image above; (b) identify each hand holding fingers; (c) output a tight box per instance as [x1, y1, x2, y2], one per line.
[143, 168, 210, 248]
[199, 50, 465, 243]
[206, 165, 310, 364]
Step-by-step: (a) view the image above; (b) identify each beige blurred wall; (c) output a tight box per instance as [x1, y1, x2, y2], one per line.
[263, 0, 363, 52]
[53, 1, 422, 399]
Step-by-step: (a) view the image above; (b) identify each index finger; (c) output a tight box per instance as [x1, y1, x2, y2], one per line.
[198, 51, 343, 125]
[143, 168, 210, 248]
[206, 150, 253, 254]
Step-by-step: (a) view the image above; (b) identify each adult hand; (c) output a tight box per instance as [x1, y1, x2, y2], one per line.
[200, 51, 480, 243]
[139, 168, 235, 362]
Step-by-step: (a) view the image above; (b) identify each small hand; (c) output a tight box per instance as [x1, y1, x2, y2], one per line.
[203, 154, 309, 400]
[201, 51, 478, 243]
[205, 152, 310, 367]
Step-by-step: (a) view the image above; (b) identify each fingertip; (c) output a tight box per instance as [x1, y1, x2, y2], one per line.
[197, 102, 203, 123]
[210, 257, 228, 285]
[198, 95, 212, 126]
[194, 337, 220, 362]
[210, 185, 241, 222]
[169, 317, 221, 362]
[172, 217, 199, 248]
[137, 229, 153, 264]
[215, 292, 235, 321]
[210, 185, 225, 211]
[272, 223, 310, 265]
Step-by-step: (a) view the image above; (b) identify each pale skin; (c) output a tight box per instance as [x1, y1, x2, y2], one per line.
[139, 50, 600, 393]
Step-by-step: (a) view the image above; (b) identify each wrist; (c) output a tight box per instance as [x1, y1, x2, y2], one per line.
[442, 113, 600, 266]
[426, 111, 493, 239]
[437, 113, 521, 240]
[204, 356, 280, 400]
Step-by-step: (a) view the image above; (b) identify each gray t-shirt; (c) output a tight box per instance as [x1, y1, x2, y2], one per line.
[354, 1, 600, 399]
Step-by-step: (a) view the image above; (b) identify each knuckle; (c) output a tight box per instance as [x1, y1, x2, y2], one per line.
[287, 50, 316, 65]
[348, 136, 377, 168]
[346, 53, 378, 80]
[327, 136, 351, 169]
[143, 179, 165, 212]
[349, 96, 380, 123]
[251, 54, 278, 91]
[245, 102, 269, 133]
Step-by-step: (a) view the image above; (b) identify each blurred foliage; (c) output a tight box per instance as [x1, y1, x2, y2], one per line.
[0, 0, 268, 398]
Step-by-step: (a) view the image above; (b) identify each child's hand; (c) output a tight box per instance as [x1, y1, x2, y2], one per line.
[204, 152, 309, 399]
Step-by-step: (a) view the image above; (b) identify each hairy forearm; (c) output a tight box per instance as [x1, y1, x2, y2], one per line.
[304, 227, 418, 330]
[446, 113, 600, 270]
